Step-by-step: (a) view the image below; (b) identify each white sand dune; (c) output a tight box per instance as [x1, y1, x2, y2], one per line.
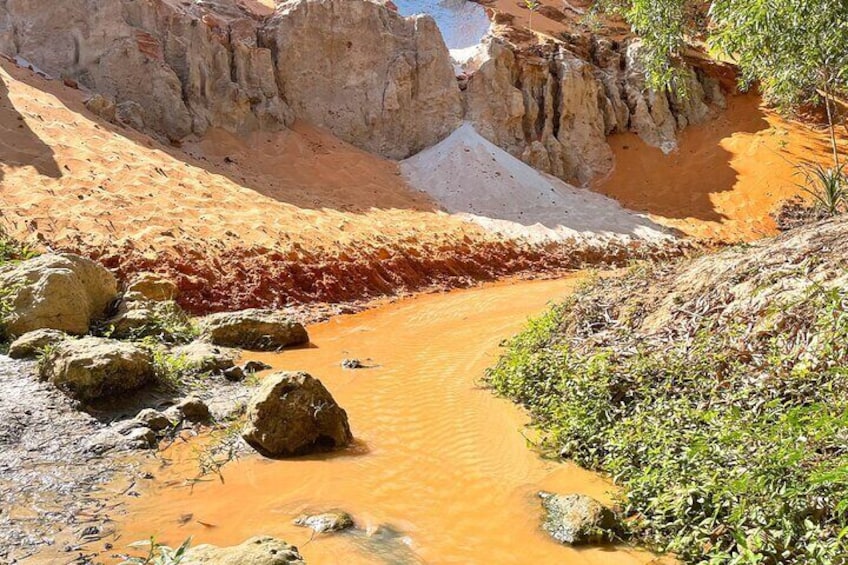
[401, 123, 674, 244]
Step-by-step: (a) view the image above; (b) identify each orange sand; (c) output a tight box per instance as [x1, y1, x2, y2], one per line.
[595, 94, 845, 242]
[113, 277, 663, 565]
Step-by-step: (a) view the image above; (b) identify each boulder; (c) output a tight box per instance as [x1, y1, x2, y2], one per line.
[294, 511, 354, 533]
[538, 492, 620, 545]
[38, 337, 153, 401]
[102, 299, 191, 341]
[125, 272, 179, 302]
[171, 341, 237, 373]
[261, 0, 463, 159]
[177, 396, 211, 422]
[242, 372, 352, 457]
[7, 328, 67, 359]
[0, 253, 117, 337]
[181, 536, 304, 565]
[201, 309, 308, 351]
[136, 408, 172, 432]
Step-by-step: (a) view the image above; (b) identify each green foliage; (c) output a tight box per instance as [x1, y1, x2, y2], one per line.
[487, 282, 848, 563]
[98, 302, 199, 346]
[0, 228, 36, 342]
[0, 227, 36, 266]
[524, 0, 540, 30]
[708, 0, 848, 109]
[150, 347, 206, 390]
[799, 162, 847, 217]
[604, 0, 848, 103]
[120, 537, 192, 565]
[601, 0, 689, 93]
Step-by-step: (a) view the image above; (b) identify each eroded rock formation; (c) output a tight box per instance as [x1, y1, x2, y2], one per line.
[466, 38, 725, 185]
[0, 0, 725, 183]
[262, 0, 464, 158]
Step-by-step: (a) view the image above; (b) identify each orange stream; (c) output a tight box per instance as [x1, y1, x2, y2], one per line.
[115, 278, 658, 564]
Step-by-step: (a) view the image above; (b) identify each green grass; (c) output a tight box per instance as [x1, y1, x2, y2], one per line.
[487, 283, 848, 564]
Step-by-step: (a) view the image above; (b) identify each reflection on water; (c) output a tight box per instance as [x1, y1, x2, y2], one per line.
[115, 278, 660, 564]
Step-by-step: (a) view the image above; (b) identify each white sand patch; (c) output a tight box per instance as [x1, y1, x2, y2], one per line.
[392, 0, 491, 71]
[400, 123, 674, 245]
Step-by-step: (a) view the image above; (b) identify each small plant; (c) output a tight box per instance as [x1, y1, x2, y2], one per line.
[150, 348, 204, 390]
[579, 10, 603, 33]
[524, 0, 541, 30]
[0, 226, 36, 266]
[799, 162, 847, 217]
[120, 536, 192, 565]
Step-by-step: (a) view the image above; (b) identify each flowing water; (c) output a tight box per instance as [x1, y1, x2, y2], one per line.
[115, 277, 659, 564]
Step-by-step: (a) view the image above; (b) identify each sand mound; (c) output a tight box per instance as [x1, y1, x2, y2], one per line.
[400, 123, 672, 244]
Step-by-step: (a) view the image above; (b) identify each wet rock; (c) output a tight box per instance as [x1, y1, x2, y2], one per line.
[538, 492, 620, 545]
[7, 329, 67, 359]
[222, 365, 246, 382]
[242, 360, 272, 373]
[38, 337, 153, 401]
[201, 309, 309, 351]
[135, 408, 172, 432]
[124, 272, 179, 302]
[0, 253, 117, 337]
[341, 358, 364, 369]
[242, 371, 352, 457]
[124, 426, 157, 449]
[181, 536, 304, 565]
[261, 0, 462, 159]
[171, 341, 237, 373]
[178, 396, 211, 423]
[294, 511, 354, 533]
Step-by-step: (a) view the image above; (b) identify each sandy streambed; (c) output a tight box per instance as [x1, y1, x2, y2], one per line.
[109, 277, 660, 564]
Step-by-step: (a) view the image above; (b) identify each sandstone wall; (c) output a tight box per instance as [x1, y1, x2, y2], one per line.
[0, 0, 724, 183]
[466, 38, 725, 186]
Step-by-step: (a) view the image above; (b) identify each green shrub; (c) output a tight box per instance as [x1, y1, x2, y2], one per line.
[487, 283, 848, 563]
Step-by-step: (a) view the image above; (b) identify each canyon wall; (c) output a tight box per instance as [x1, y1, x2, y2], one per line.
[466, 38, 725, 185]
[0, 0, 724, 182]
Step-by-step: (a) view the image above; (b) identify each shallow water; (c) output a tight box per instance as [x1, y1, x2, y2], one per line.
[116, 278, 659, 564]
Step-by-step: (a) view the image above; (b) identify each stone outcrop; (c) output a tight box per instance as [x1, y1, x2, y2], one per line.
[0, 254, 117, 337]
[201, 309, 309, 351]
[261, 0, 463, 158]
[38, 336, 154, 401]
[0, 0, 725, 185]
[171, 341, 238, 373]
[294, 511, 354, 533]
[103, 299, 191, 341]
[242, 371, 352, 457]
[181, 537, 305, 565]
[0, 0, 291, 141]
[124, 272, 179, 302]
[466, 38, 725, 185]
[7, 329, 68, 359]
[538, 491, 620, 545]
[0, 0, 461, 158]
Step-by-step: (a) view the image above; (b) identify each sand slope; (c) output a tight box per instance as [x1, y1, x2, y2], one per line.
[401, 123, 672, 244]
[0, 60, 675, 312]
[595, 94, 846, 243]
